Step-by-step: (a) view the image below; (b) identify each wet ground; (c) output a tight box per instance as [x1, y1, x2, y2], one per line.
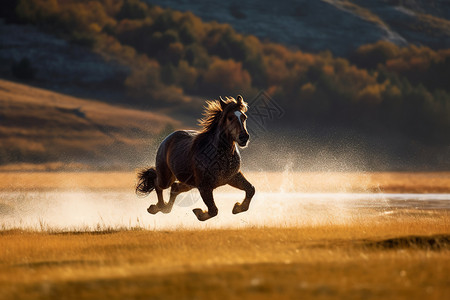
[1, 190, 448, 231]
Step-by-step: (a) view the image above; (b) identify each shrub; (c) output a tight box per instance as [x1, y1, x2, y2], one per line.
[201, 58, 252, 96]
[11, 58, 36, 80]
[117, 0, 148, 20]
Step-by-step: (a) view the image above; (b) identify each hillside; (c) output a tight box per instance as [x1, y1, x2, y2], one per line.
[0, 79, 178, 170]
[0, 19, 129, 102]
[147, 0, 450, 56]
[0, 0, 449, 170]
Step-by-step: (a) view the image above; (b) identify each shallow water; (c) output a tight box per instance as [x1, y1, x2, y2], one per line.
[1, 190, 449, 231]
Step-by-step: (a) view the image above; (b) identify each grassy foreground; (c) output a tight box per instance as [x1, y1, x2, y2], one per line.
[0, 212, 449, 300]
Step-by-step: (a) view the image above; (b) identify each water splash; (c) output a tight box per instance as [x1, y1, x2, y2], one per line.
[1, 190, 448, 232]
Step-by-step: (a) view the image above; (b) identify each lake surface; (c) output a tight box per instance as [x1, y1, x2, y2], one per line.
[1, 190, 449, 231]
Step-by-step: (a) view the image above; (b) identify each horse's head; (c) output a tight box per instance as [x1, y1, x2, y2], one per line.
[220, 95, 249, 147]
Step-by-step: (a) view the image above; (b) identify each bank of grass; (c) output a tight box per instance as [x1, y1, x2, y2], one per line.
[0, 79, 178, 167]
[0, 212, 449, 299]
[0, 171, 448, 193]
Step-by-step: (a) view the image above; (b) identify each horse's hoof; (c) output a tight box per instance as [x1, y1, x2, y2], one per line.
[147, 204, 160, 214]
[160, 206, 172, 214]
[232, 202, 249, 214]
[193, 208, 214, 221]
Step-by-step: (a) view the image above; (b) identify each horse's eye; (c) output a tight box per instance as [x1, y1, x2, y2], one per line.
[227, 116, 233, 121]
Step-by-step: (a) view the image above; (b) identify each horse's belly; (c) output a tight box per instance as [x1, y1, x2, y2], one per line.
[174, 169, 196, 185]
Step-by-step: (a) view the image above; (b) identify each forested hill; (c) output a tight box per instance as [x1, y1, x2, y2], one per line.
[146, 0, 450, 56]
[0, 0, 449, 169]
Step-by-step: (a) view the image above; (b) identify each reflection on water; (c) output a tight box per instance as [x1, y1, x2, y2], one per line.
[0, 190, 449, 231]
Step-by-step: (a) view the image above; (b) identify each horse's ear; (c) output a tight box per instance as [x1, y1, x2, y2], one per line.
[236, 95, 243, 104]
[219, 96, 227, 109]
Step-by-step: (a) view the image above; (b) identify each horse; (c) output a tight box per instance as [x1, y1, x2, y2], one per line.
[136, 95, 255, 221]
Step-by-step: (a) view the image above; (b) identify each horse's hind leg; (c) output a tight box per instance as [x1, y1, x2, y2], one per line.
[147, 168, 175, 214]
[159, 182, 193, 214]
[147, 187, 165, 214]
[228, 171, 255, 214]
[193, 188, 218, 221]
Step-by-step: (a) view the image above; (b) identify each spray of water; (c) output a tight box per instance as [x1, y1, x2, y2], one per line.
[1, 172, 448, 232]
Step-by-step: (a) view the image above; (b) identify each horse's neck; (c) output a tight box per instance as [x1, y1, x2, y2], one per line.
[196, 125, 235, 155]
[215, 127, 235, 153]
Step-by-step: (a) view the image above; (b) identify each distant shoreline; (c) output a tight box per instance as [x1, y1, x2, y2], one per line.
[0, 171, 449, 193]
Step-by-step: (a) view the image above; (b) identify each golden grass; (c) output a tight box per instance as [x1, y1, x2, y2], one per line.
[0, 79, 179, 166]
[0, 79, 176, 135]
[414, 12, 450, 35]
[322, 0, 388, 28]
[0, 171, 448, 193]
[249, 171, 450, 193]
[0, 212, 448, 299]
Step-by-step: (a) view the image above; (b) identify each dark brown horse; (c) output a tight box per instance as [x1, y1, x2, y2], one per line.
[136, 95, 255, 221]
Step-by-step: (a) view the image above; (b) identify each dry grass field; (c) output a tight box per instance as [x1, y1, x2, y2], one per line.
[0, 215, 448, 300]
[0, 79, 178, 168]
[0, 171, 449, 299]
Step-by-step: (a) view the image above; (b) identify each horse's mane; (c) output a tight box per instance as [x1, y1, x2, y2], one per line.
[198, 96, 248, 132]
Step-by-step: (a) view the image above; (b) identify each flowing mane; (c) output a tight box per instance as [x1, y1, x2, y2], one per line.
[198, 96, 248, 132]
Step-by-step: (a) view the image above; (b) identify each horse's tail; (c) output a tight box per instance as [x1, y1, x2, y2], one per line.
[136, 167, 157, 196]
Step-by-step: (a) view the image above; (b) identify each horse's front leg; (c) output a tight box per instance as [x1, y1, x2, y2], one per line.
[228, 171, 255, 214]
[193, 188, 218, 221]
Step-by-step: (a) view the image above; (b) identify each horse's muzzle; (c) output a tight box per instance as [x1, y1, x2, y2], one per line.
[238, 133, 249, 147]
